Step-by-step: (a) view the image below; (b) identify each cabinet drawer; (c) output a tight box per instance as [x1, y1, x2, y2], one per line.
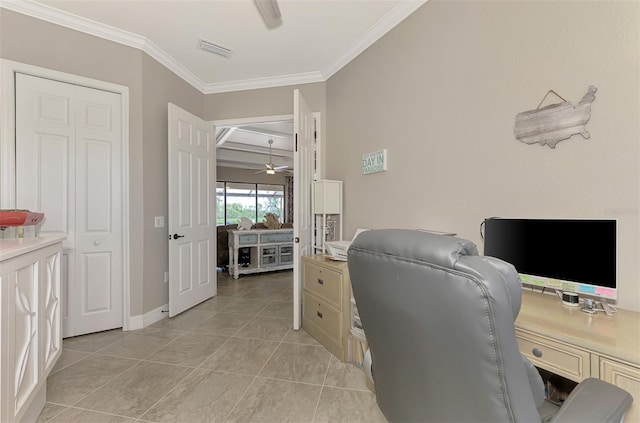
[303, 263, 342, 308]
[238, 234, 258, 245]
[303, 291, 342, 347]
[261, 232, 293, 243]
[516, 330, 590, 382]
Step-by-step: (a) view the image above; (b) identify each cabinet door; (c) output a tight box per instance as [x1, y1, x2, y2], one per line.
[600, 358, 640, 423]
[40, 250, 62, 375]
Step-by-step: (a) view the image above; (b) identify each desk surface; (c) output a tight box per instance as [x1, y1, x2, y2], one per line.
[516, 290, 640, 366]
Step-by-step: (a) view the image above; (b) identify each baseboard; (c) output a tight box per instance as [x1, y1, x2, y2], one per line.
[125, 303, 168, 331]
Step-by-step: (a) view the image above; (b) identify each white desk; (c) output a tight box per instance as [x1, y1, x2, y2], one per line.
[516, 290, 640, 422]
[227, 228, 294, 279]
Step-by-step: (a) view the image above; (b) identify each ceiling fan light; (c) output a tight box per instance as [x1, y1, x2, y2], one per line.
[266, 169, 276, 175]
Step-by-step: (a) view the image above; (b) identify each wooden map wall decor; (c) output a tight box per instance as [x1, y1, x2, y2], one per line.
[514, 86, 597, 148]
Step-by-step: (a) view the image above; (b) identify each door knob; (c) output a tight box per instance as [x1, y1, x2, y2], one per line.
[93, 240, 100, 245]
[173, 234, 185, 240]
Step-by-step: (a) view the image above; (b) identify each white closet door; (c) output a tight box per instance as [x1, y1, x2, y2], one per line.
[16, 73, 122, 337]
[73, 85, 122, 335]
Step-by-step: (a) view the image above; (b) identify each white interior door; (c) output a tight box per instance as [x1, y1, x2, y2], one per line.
[293, 89, 314, 330]
[16, 73, 123, 337]
[168, 103, 216, 317]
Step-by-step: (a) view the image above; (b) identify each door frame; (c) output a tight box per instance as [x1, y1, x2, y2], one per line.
[211, 112, 322, 323]
[211, 113, 323, 178]
[0, 59, 133, 330]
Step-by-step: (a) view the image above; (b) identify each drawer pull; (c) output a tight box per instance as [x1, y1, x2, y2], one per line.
[532, 348, 543, 358]
[317, 311, 323, 319]
[317, 278, 324, 285]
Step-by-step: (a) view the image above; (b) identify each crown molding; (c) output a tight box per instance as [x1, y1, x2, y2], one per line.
[1, 0, 146, 49]
[0, 0, 208, 92]
[202, 71, 324, 94]
[1, 0, 426, 94]
[321, 0, 428, 80]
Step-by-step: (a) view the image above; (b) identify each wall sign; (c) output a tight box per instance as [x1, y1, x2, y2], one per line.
[362, 149, 387, 174]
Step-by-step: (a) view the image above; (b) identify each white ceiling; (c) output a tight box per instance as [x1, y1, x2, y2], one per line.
[217, 120, 295, 171]
[2, 0, 425, 169]
[5, 0, 426, 93]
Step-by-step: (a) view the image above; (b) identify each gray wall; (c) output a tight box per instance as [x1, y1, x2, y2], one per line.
[141, 54, 204, 313]
[1, 9, 146, 316]
[326, 1, 640, 311]
[0, 9, 204, 316]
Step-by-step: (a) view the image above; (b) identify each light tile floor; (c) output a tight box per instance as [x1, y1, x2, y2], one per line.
[38, 270, 387, 423]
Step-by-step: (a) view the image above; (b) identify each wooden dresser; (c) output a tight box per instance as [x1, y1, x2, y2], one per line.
[302, 255, 351, 361]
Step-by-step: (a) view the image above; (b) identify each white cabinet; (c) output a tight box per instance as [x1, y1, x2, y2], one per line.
[312, 180, 343, 253]
[1, 236, 64, 423]
[228, 229, 294, 279]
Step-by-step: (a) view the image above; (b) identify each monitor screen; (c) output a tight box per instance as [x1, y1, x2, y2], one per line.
[483, 218, 617, 299]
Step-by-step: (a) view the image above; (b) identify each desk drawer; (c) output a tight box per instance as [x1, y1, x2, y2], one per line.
[303, 291, 342, 349]
[516, 330, 590, 382]
[303, 263, 342, 308]
[261, 232, 293, 243]
[238, 234, 258, 245]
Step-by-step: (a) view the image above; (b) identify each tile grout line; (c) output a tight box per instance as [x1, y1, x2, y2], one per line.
[220, 312, 289, 423]
[40, 402, 143, 422]
[311, 351, 335, 422]
[134, 322, 244, 420]
[66, 358, 145, 410]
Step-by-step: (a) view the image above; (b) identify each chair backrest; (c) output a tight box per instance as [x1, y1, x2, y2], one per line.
[348, 229, 540, 423]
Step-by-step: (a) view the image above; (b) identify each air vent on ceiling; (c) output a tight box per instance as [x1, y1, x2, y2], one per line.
[198, 39, 233, 58]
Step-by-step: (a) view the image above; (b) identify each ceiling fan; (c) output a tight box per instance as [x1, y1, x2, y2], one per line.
[254, 0, 282, 27]
[255, 139, 290, 174]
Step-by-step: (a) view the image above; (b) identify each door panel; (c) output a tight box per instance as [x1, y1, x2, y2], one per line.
[36, 134, 70, 235]
[168, 103, 216, 317]
[82, 252, 111, 312]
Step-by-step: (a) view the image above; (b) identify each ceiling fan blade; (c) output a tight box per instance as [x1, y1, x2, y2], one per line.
[274, 165, 288, 170]
[254, 169, 267, 174]
[254, 0, 281, 26]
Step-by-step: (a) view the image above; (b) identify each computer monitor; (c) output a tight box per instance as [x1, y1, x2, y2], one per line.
[482, 218, 617, 300]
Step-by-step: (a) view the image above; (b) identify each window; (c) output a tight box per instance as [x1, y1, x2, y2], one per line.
[217, 181, 285, 225]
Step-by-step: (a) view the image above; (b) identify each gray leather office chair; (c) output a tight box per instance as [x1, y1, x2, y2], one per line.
[348, 229, 632, 423]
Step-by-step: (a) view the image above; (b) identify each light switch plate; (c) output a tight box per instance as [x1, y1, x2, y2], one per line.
[154, 216, 165, 228]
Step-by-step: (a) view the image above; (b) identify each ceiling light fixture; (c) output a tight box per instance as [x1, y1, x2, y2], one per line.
[198, 38, 233, 58]
[266, 169, 276, 175]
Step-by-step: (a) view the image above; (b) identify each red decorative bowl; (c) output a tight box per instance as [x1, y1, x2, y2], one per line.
[0, 210, 45, 227]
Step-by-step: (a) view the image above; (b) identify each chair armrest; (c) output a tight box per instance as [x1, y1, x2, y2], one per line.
[550, 378, 632, 423]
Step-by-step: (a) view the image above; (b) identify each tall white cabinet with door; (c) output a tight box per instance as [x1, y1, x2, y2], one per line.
[312, 180, 343, 253]
[15, 72, 124, 338]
